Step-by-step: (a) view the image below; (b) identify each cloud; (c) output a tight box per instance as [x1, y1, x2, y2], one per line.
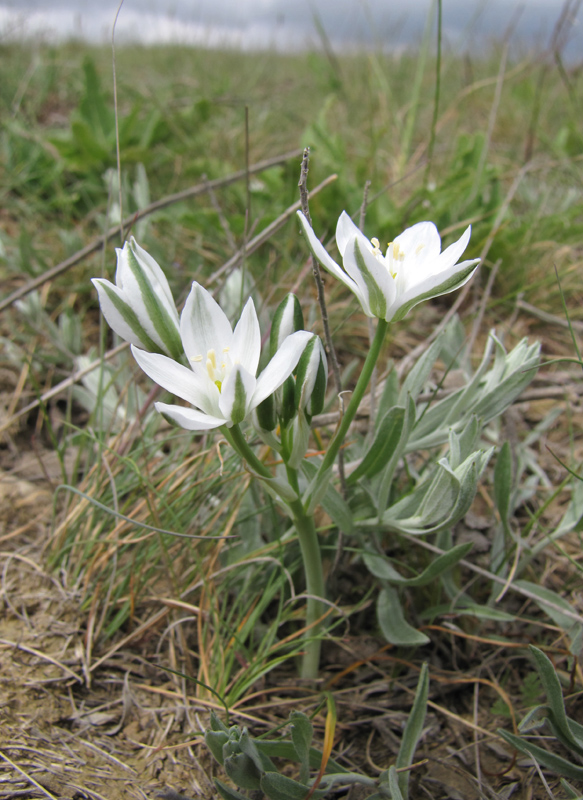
[0, 0, 580, 53]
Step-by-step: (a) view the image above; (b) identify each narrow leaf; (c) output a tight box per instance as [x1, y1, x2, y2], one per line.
[494, 441, 512, 523]
[214, 779, 249, 800]
[364, 543, 473, 588]
[498, 730, 583, 781]
[396, 663, 429, 797]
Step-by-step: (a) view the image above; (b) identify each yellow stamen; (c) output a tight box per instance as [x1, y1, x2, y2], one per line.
[192, 355, 203, 363]
[371, 237, 382, 257]
[415, 243, 425, 254]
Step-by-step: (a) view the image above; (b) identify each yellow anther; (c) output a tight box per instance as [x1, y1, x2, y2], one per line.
[415, 243, 425, 255]
[215, 380, 222, 391]
[371, 237, 383, 257]
[393, 243, 404, 260]
[192, 355, 203, 363]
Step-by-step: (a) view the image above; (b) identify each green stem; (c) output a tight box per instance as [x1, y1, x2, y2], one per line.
[288, 497, 325, 680]
[222, 424, 272, 479]
[309, 318, 389, 500]
[223, 424, 325, 679]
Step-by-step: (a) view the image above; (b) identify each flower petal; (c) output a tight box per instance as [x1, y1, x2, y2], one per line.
[296, 211, 361, 296]
[130, 237, 176, 310]
[392, 221, 442, 263]
[219, 363, 257, 425]
[230, 297, 261, 375]
[92, 278, 160, 352]
[112, 241, 182, 358]
[252, 330, 313, 408]
[131, 344, 219, 415]
[336, 210, 372, 258]
[435, 225, 472, 273]
[180, 282, 233, 365]
[344, 238, 395, 318]
[386, 258, 480, 322]
[154, 402, 226, 431]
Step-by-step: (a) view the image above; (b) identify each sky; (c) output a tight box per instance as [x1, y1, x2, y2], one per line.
[0, 0, 581, 56]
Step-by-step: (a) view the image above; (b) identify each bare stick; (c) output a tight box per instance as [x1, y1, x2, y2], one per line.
[358, 180, 378, 440]
[0, 148, 303, 313]
[298, 148, 346, 493]
[111, 0, 125, 243]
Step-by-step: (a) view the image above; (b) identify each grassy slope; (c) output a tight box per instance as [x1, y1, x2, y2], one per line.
[1, 34, 583, 797]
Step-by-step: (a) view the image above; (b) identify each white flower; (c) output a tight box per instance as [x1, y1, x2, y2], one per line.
[297, 211, 480, 322]
[131, 282, 313, 431]
[92, 238, 182, 359]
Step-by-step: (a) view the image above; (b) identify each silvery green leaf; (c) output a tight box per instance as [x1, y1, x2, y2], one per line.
[454, 414, 481, 464]
[375, 366, 398, 429]
[405, 336, 494, 451]
[301, 461, 353, 533]
[420, 603, 515, 622]
[377, 586, 430, 646]
[261, 772, 316, 800]
[210, 711, 230, 733]
[214, 778, 249, 800]
[251, 471, 299, 504]
[473, 336, 540, 421]
[523, 479, 583, 564]
[302, 462, 333, 516]
[225, 751, 263, 790]
[494, 441, 512, 523]
[560, 778, 583, 799]
[239, 729, 275, 772]
[438, 313, 469, 371]
[397, 330, 446, 406]
[257, 741, 348, 773]
[205, 730, 229, 764]
[528, 646, 583, 753]
[290, 711, 313, 785]
[396, 662, 429, 798]
[347, 405, 406, 484]
[376, 395, 416, 519]
[415, 458, 459, 525]
[386, 765, 404, 800]
[373, 448, 492, 535]
[364, 543, 473, 587]
[515, 582, 583, 645]
[497, 731, 583, 782]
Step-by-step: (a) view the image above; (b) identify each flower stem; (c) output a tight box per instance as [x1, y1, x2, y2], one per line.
[287, 496, 325, 680]
[222, 424, 273, 480]
[222, 425, 325, 679]
[309, 318, 389, 501]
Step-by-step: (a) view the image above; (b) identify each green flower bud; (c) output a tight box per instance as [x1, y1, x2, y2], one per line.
[294, 335, 328, 420]
[270, 293, 304, 358]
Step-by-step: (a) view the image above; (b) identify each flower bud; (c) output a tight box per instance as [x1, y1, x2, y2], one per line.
[92, 237, 183, 359]
[294, 335, 327, 420]
[270, 293, 304, 358]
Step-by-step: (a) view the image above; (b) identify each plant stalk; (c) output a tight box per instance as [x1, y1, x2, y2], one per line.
[223, 425, 325, 679]
[308, 318, 389, 504]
